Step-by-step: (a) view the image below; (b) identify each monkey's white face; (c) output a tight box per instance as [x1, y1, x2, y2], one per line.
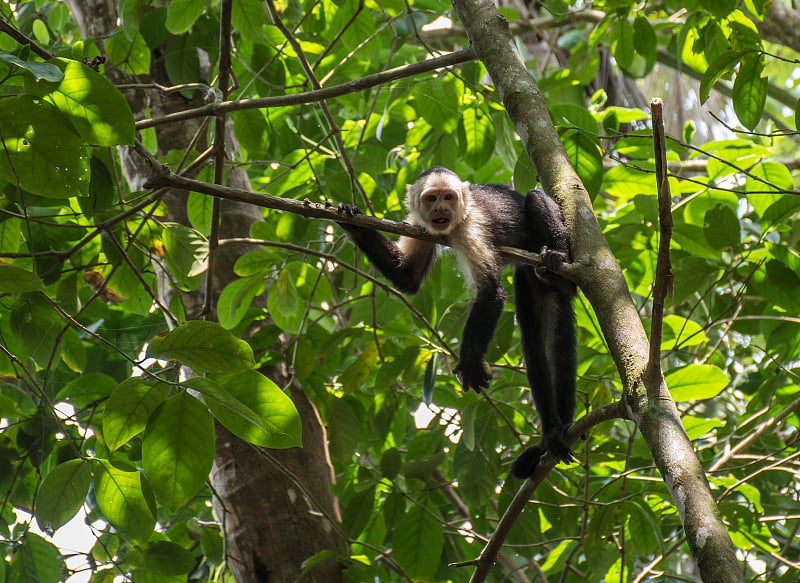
[407, 172, 469, 235]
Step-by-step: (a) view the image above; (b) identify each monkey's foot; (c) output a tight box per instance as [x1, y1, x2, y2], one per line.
[539, 246, 569, 271]
[454, 359, 492, 393]
[510, 429, 575, 479]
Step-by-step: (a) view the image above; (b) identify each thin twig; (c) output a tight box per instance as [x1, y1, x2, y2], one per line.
[646, 98, 673, 383]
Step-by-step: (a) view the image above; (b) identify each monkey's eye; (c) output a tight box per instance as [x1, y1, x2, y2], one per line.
[425, 194, 437, 202]
[444, 193, 454, 201]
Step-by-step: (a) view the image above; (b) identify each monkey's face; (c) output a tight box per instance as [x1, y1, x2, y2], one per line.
[407, 172, 468, 235]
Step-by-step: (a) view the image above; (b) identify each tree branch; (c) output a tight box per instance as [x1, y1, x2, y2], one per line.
[143, 164, 574, 276]
[645, 98, 673, 396]
[135, 49, 475, 130]
[466, 402, 625, 583]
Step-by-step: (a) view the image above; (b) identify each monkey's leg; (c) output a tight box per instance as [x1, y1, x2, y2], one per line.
[510, 267, 574, 478]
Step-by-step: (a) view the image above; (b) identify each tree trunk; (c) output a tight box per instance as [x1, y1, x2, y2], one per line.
[65, 3, 345, 580]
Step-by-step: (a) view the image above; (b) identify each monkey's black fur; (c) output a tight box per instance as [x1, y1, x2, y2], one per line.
[338, 168, 577, 478]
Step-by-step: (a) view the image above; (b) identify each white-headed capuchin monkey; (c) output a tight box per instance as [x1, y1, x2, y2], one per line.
[337, 167, 576, 478]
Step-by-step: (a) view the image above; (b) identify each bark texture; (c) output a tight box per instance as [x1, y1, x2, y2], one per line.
[451, 1, 744, 582]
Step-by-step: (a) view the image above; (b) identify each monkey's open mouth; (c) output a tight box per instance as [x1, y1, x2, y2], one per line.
[432, 218, 450, 226]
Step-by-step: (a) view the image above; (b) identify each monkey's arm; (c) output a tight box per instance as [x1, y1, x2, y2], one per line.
[337, 206, 436, 294]
[453, 274, 506, 393]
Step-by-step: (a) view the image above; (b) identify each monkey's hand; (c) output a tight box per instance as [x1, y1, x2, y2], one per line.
[454, 358, 492, 393]
[335, 203, 368, 236]
[337, 203, 363, 217]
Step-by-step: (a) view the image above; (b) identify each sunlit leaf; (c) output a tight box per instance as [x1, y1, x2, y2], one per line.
[666, 364, 729, 402]
[147, 320, 256, 373]
[0, 96, 89, 198]
[142, 392, 214, 510]
[8, 533, 61, 583]
[188, 371, 302, 448]
[35, 460, 91, 531]
[94, 460, 157, 542]
[103, 379, 172, 451]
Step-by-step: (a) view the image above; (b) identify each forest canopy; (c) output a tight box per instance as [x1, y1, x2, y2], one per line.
[0, 0, 798, 582]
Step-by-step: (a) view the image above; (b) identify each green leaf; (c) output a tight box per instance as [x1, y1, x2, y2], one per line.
[268, 266, 302, 333]
[195, 370, 302, 448]
[662, 315, 707, 350]
[413, 77, 460, 134]
[232, 0, 267, 43]
[56, 372, 117, 406]
[126, 540, 196, 575]
[612, 17, 634, 70]
[120, 0, 145, 39]
[561, 129, 603, 199]
[340, 341, 379, 391]
[732, 53, 767, 130]
[666, 364, 729, 402]
[10, 293, 62, 366]
[147, 320, 255, 373]
[35, 459, 91, 531]
[795, 96, 800, 131]
[164, 34, 200, 91]
[328, 396, 361, 461]
[700, 0, 737, 18]
[43, 59, 135, 146]
[103, 379, 171, 451]
[0, 96, 90, 198]
[700, 50, 747, 104]
[0, 52, 62, 81]
[94, 460, 157, 542]
[703, 204, 740, 249]
[462, 106, 495, 170]
[422, 352, 436, 405]
[9, 533, 61, 583]
[165, 0, 204, 34]
[162, 222, 209, 289]
[142, 392, 215, 510]
[392, 502, 444, 581]
[0, 265, 44, 293]
[217, 276, 264, 329]
[233, 108, 270, 160]
[632, 16, 657, 74]
[342, 486, 375, 538]
[104, 30, 151, 75]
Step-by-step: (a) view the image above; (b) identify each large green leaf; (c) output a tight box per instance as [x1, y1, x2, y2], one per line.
[392, 502, 444, 581]
[142, 392, 215, 510]
[146, 320, 256, 373]
[165, 0, 204, 34]
[732, 53, 767, 130]
[268, 266, 302, 333]
[125, 540, 196, 575]
[162, 222, 209, 290]
[0, 265, 44, 293]
[104, 29, 151, 75]
[0, 96, 89, 198]
[195, 370, 302, 448]
[34, 459, 91, 531]
[8, 533, 61, 583]
[103, 379, 172, 451]
[43, 59, 135, 146]
[462, 106, 495, 170]
[667, 364, 729, 402]
[94, 460, 157, 542]
[217, 276, 264, 329]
